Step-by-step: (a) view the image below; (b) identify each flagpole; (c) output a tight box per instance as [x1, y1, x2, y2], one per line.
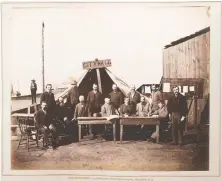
[42, 22, 45, 93]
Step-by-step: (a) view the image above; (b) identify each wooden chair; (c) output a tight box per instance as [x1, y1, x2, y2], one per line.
[17, 117, 39, 151]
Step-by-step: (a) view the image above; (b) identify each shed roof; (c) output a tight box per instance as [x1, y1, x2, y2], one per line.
[164, 26, 210, 49]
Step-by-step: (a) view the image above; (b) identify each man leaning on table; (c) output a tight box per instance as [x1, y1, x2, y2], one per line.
[167, 85, 187, 146]
[119, 97, 134, 117]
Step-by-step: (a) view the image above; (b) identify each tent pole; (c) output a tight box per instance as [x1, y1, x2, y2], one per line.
[96, 68, 102, 93]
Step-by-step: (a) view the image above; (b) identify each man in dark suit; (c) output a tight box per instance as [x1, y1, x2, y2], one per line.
[127, 85, 140, 114]
[67, 80, 80, 120]
[87, 83, 103, 116]
[35, 101, 57, 148]
[167, 85, 187, 146]
[109, 84, 124, 111]
[40, 84, 56, 126]
[87, 83, 103, 138]
[30, 79, 37, 104]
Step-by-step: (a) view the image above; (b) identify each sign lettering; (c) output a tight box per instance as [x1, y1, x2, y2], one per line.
[82, 59, 112, 70]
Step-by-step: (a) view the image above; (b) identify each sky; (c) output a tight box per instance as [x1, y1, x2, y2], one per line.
[8, 3, 210, 95]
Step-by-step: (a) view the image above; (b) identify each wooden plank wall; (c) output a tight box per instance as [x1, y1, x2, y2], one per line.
[163, 31, 210, 128]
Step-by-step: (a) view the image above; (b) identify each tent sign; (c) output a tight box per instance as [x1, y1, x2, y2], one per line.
[82, 59, 112, 70]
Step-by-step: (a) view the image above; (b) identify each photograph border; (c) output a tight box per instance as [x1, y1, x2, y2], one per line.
[1, 0, 221, 180]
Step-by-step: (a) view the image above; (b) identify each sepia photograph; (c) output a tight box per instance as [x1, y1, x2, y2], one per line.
[1, 1, 222, 180]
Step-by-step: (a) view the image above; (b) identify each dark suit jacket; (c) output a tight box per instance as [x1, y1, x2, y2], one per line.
[30, 82, 37, 91]
[109, 91, 124, 109]
[167, 93, 187, 117]
[56, 103, 69, 121]
[74, 102, 90, 119]
[87, 91, 103, 110]
[34, 109, 47, 128]
[67, 86, 80, 106]
[127, 91, 141, 105]
[40, 92, 56, 112]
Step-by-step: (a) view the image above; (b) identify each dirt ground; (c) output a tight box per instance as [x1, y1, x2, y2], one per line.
[11, 136, 208, 171]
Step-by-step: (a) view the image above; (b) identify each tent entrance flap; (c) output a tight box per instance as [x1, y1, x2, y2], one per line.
[78, 68, 121, 99]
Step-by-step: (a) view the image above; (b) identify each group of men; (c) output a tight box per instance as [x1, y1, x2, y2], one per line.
[34, 80, 187, 149]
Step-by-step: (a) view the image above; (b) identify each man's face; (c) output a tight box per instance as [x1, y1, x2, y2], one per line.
[105, 98, 110, 104]
[152, 85, 156, 91]
[112, 85, 117, 91]
[79, 96, 84, 102]
[141, 97, 145, 103]
[173, 87, 179, 96]
[59, 97, 63, 104]
[124, 98, 129, 104]
[93, 85, 98, 91]
[158, 102, 163, 109]
[46, 85, 52, 93]
[41, 102, 47, 110]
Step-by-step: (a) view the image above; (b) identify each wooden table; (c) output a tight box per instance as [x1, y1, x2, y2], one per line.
[119, 116, 160, 143]
[77, 117, 117, 142]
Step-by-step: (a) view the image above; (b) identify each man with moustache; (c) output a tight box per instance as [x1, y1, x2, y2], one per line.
[167, 85, 187, 146]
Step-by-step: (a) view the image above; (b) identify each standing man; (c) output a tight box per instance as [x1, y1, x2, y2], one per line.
[67, 80, 80, 120]
[30, 79, 37, 104]
[151, 84, 163, 111]
[167, 85, 187, 146]
[87, 83, 103, 137]
[40, 84, 56, 126]
[87, 83, 103, 116]
[109, 84, 124, 111]
[127, 85, 140, 114]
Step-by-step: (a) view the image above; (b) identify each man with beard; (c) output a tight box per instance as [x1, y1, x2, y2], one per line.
[167, 86, 187, 146]
[87, 84, 103, 138]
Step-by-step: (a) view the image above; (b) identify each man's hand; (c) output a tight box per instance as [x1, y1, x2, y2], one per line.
[124, 114, 129, 117]
[169, 114, 171, 120]
[181, 116, 185, 122]
[43, 125, 47, 129]
[64, 117, 68, 122]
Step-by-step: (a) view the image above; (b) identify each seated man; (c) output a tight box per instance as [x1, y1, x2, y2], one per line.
[148, 101, 168, 143]
[35, 101, 57, 149]
[136, 96, 151, 117]
[101, 98, 119, 117]
[119, 97, 134, 117]
[101, 98, 119, 134]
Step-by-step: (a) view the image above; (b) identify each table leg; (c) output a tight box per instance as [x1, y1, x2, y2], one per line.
[113, 123, 116, 143]
[156, 124, 159, 143]
[120, 125, 123, 143]
[78, 125, 81, 142]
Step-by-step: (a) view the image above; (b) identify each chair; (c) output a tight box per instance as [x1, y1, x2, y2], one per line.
[17, 116, 39, 151]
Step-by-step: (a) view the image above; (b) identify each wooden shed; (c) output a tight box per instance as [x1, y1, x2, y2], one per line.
[162, 27, 210, 129]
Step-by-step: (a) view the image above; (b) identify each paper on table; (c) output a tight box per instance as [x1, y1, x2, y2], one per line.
[183, 86, 188, 93]
[106, 115, 120, 121]
[145, 86, 151, 93]
[163, 83, 170, 92]
[190, 86, 195, 92]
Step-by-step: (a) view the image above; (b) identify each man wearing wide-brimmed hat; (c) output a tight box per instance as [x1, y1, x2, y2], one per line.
[67, 80, 80, 120]
[30, 79, 37, 104]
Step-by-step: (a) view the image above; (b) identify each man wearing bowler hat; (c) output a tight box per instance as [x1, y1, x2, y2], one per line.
[30, 79, 37, 104]
[67, 80, 80, 120]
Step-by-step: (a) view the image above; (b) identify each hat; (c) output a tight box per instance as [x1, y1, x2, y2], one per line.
[31, 79, 35, 81]
[71, 80, 77, 85]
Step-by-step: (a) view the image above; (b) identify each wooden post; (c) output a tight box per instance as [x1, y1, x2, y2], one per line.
[120, 125, 123, 143]
[113, 121, 116, 143]
[42, 22, 45, 93]
[96, 68, 102, 93]
[78, 124, 81, 142]
[156, 124, 159, 143]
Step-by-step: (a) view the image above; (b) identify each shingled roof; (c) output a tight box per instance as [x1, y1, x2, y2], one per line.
[164, 26, 210, 49]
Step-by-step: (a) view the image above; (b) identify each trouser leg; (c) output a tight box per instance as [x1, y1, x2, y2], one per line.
[178, 122, 184, 144]
[172, 118, 178, 144]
